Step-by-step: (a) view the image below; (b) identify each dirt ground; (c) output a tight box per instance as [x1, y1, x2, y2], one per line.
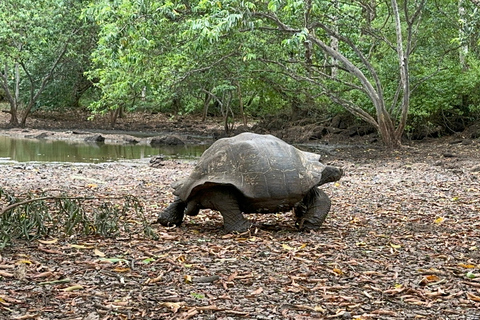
[0, 111, 480, 319]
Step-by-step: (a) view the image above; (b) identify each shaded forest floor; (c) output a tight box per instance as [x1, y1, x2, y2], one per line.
[0, 111, 480, 319]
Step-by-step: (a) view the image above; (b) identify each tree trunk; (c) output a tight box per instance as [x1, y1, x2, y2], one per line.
[202, 92, 212, 122]
[236, 82, 247, 126]
[5, 109, 19, 127]
[172, 95, 182, 114]
[391, 0, 410, 140]
[253, 4, 425, 149]
[0, 62, 20, 126]
[221, 91, 234, 134]
[330, 0, 339, 78]
[378, 110, 401, 148]
[20, 102, 34, 127]
[110, 108, 120, 128]
[458, 0, 468, 69]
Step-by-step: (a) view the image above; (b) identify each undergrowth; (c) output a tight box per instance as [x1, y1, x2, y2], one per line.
[0, 188, 157, 249]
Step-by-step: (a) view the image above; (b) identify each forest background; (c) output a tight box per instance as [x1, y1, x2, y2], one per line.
[1, 0, 480, 148]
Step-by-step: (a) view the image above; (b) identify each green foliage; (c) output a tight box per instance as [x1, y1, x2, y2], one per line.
[408, 56, 480, 135]
[2, 0, 477, 136]
[0, 189, 156, 250]
[82, 0, 189, 115]
[0, 0, 92, 124]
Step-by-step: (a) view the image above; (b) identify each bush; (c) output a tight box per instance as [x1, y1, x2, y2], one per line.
[0, 189, 157, 249]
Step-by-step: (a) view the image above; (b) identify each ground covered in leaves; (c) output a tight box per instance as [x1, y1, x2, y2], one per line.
[1, 121, 480, 319]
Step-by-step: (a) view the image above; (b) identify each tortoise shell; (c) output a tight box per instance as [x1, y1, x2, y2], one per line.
[173, 132, 339, 213]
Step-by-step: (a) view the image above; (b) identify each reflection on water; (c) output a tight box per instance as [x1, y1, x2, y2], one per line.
[0, 136, 208, 163]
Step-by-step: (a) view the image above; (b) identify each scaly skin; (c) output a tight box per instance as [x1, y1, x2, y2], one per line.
[157, 197, 185, 227]
[158, 187, 252, 232]
[294, 188, 331, 230]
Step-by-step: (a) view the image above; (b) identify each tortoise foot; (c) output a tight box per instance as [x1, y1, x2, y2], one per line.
[157, 198, 185, 227]
[224, 219, 252, 233]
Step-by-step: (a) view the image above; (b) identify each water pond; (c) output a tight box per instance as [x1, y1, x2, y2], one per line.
[0, 135, 209, 164]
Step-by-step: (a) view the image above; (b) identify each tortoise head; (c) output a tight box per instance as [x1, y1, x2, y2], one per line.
[318, 165, 343, 185]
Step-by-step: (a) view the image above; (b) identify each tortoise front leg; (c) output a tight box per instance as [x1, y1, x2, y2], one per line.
[199, 186, 252, 233]
[157, 197, 186, 227]
[294, 188, 331, 231]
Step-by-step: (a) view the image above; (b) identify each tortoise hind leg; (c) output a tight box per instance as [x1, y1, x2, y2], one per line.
[294, 188, 331, 231]
[199, 186, 252, 233]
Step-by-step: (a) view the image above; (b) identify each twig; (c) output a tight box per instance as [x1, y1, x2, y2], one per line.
[1, 196, 84, 215]
[0, 195, 125, 215]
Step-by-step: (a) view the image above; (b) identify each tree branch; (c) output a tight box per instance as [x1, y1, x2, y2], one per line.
[252, 11, 384, 117]
[177, 52, 237, 83]
[255, 59, 378, 127]
[1, 195, 124, 216]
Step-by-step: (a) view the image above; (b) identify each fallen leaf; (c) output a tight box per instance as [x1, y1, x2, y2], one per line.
[282, 244, 294, 251]
[184, 275, 192, 283]
[112, 267, 130, 273]
[466, 292, 480, 302]
[297, 243, 307, 250]
[32, 271, 53, 279]
[192, 275, 220, 283]
[292, 304, 326, 312]
[425, 275, 440, 281]
[191, 292, 205, 299]
[142, 257, 155, 264]
[458, 263, 475, 269]
[62, 285, 83, 292]
[248, 287, 263, 296]
[434, 217, 445, 224]
[11, 313, 39, 320]
[159, 302, 185, 313]
[69, 244, 94, 249]
[0, 270, 14, 277]
[94, 249, 105, 257]
[37, 239, 58, 244]
[333, 268, 344, 275]
[98, 258, 128, 264]
[146, 275, 162, 284]
[227, 271, 238, 282]
[38, 278, 70, 285]
[390, 243, 401, 249]
[419, 274, 440, 286]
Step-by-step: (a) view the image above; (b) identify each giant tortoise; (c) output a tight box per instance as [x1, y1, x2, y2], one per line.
[158, 132, 343, 232]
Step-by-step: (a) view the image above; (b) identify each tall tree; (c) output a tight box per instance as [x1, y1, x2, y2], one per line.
[83, 0, 192, 122]
[0, 0, 82, 127]
[185, 0, 426, 147]
[84, 0, 271, 129]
